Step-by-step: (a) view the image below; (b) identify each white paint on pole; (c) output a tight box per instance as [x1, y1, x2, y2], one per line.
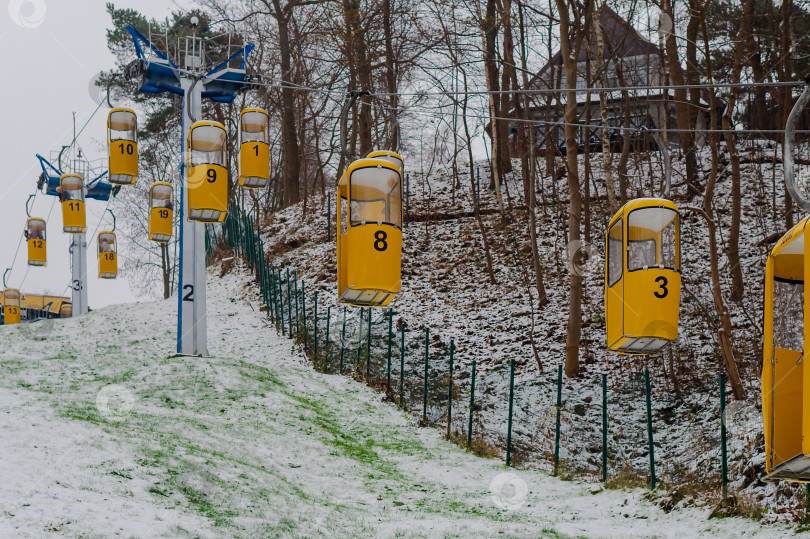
[177, 78, 208, 356]
[70, 233, 88, 315]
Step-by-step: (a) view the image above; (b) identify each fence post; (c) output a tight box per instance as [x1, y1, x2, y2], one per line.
[446, 339, 455, 437]
[553, 364, 562, 476]
[468, 358, 477, 448]
[268, 266, 277, 325]
[294, 271, 300, 336]
[286, 268, 293, 338]
[276, 269, 285, 334]
[423, 327, 429, 424]
[644, 368, 656, 489]
[720, 373, 728, 497]
[324, 306, 332, 373]
[387, 309, 393, 388]
[506, 357, 516, 466]
[301, 281, 308, 351]
[399, 324, 405, 405]
[313, 291, 319, 367]
[366, 307, 372, 380]
[602, 373, 608, 483]
[274, 268, 281, 328]
[340, 306, 347, 374]
[355, 308, 363, 372]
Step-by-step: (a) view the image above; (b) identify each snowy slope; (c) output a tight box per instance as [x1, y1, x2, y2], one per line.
[0, 265, 789, 537]
[259, 141, 810, 521]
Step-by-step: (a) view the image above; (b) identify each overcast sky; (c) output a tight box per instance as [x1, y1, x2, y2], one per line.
[0, 0, 189, 308]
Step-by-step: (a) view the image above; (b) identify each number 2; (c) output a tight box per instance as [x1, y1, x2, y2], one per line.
[183, 284, 194, 302]
[654, 276, 668, 299]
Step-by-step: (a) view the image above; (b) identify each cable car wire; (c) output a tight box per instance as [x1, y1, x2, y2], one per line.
[171, 67, 801, 96]
[369, 99, 810, 135]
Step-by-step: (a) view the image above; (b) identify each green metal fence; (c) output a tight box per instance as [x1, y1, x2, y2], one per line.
[208, 204, 734, 496]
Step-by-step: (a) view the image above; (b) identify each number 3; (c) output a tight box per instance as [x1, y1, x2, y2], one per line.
[654, 276, 668, 299]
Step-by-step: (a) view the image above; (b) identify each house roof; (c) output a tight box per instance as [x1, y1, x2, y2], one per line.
[529, 6, 661, 90]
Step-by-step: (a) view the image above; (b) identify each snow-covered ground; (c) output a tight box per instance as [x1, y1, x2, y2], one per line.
[258, 141, 810, 522]
[0, 265, 790, 537]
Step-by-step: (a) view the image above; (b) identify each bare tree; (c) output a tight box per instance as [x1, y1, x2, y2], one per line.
[554, 0, 593, 378]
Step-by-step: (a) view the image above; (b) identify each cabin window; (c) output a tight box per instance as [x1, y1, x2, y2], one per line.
[607, 219, 623, 287]
[627, 207, 679, 271]
[774, 279, 804, 352]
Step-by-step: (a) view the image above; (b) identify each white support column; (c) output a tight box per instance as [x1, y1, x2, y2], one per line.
[70, 233, 88, 315]
[177, 78, 209, 356]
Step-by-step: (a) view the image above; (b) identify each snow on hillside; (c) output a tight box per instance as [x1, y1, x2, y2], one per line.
[259, 140, 810, 522]
[0, 265, 792, 536]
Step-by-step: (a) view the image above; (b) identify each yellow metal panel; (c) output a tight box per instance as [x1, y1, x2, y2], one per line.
[763, 256, 776, 472]
[187, 163, 228, 222]
[622, 269, 680, 341]
[99, 251, 117, 279]
[148, 207, 173, 242]
[238, 142, 269, 188]
[4, 306, 20, 324]
[62, 200, 86, 233]
[771, 347, 803, 468]
[109, 140, 138, 184]
[804, 228, 810, 457]
[343, 224, 402, 302]
[27, 238, 46, 266]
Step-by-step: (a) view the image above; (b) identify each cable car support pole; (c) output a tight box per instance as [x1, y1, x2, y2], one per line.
[70, 232, 89, 316]
[178, 76, 208, 356]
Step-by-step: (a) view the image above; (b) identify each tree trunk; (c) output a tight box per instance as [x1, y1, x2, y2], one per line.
[161, 242, 171, 300]
[517, 0, 549, 307]
[481, 0, 507, 220]
[555, 0, 584, 378]
[781, 0, 795, 228]
[721, 0, 753, 302]
[662, 0, 699, 196]
[381, 0, 398, 148]
[697, 61, 746, 400]
[593, 4, 618, 213]
[272, 0, 301, 207]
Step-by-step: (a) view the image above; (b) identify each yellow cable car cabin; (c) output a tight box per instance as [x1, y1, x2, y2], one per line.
[366, 150, 403, 173]
[60, 174, 86, 233]
[107, 108, 138, 185]
[187, 121, 228, 223]
[337, 158, 403, 307]
[762, 216, 810, 481]
[60, 302, 72, 318]
[604, 198, 680, 354]
[238, 108, 270, 188]
[4, 288, 21, 325]
[26, 217, 46, 266]
[98, 231, 118, 279]
[148, 182, 173, 242]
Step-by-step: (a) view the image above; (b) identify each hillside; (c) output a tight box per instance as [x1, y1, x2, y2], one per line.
[0, 264, 790, 537]
[258, 141, 809, 522]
